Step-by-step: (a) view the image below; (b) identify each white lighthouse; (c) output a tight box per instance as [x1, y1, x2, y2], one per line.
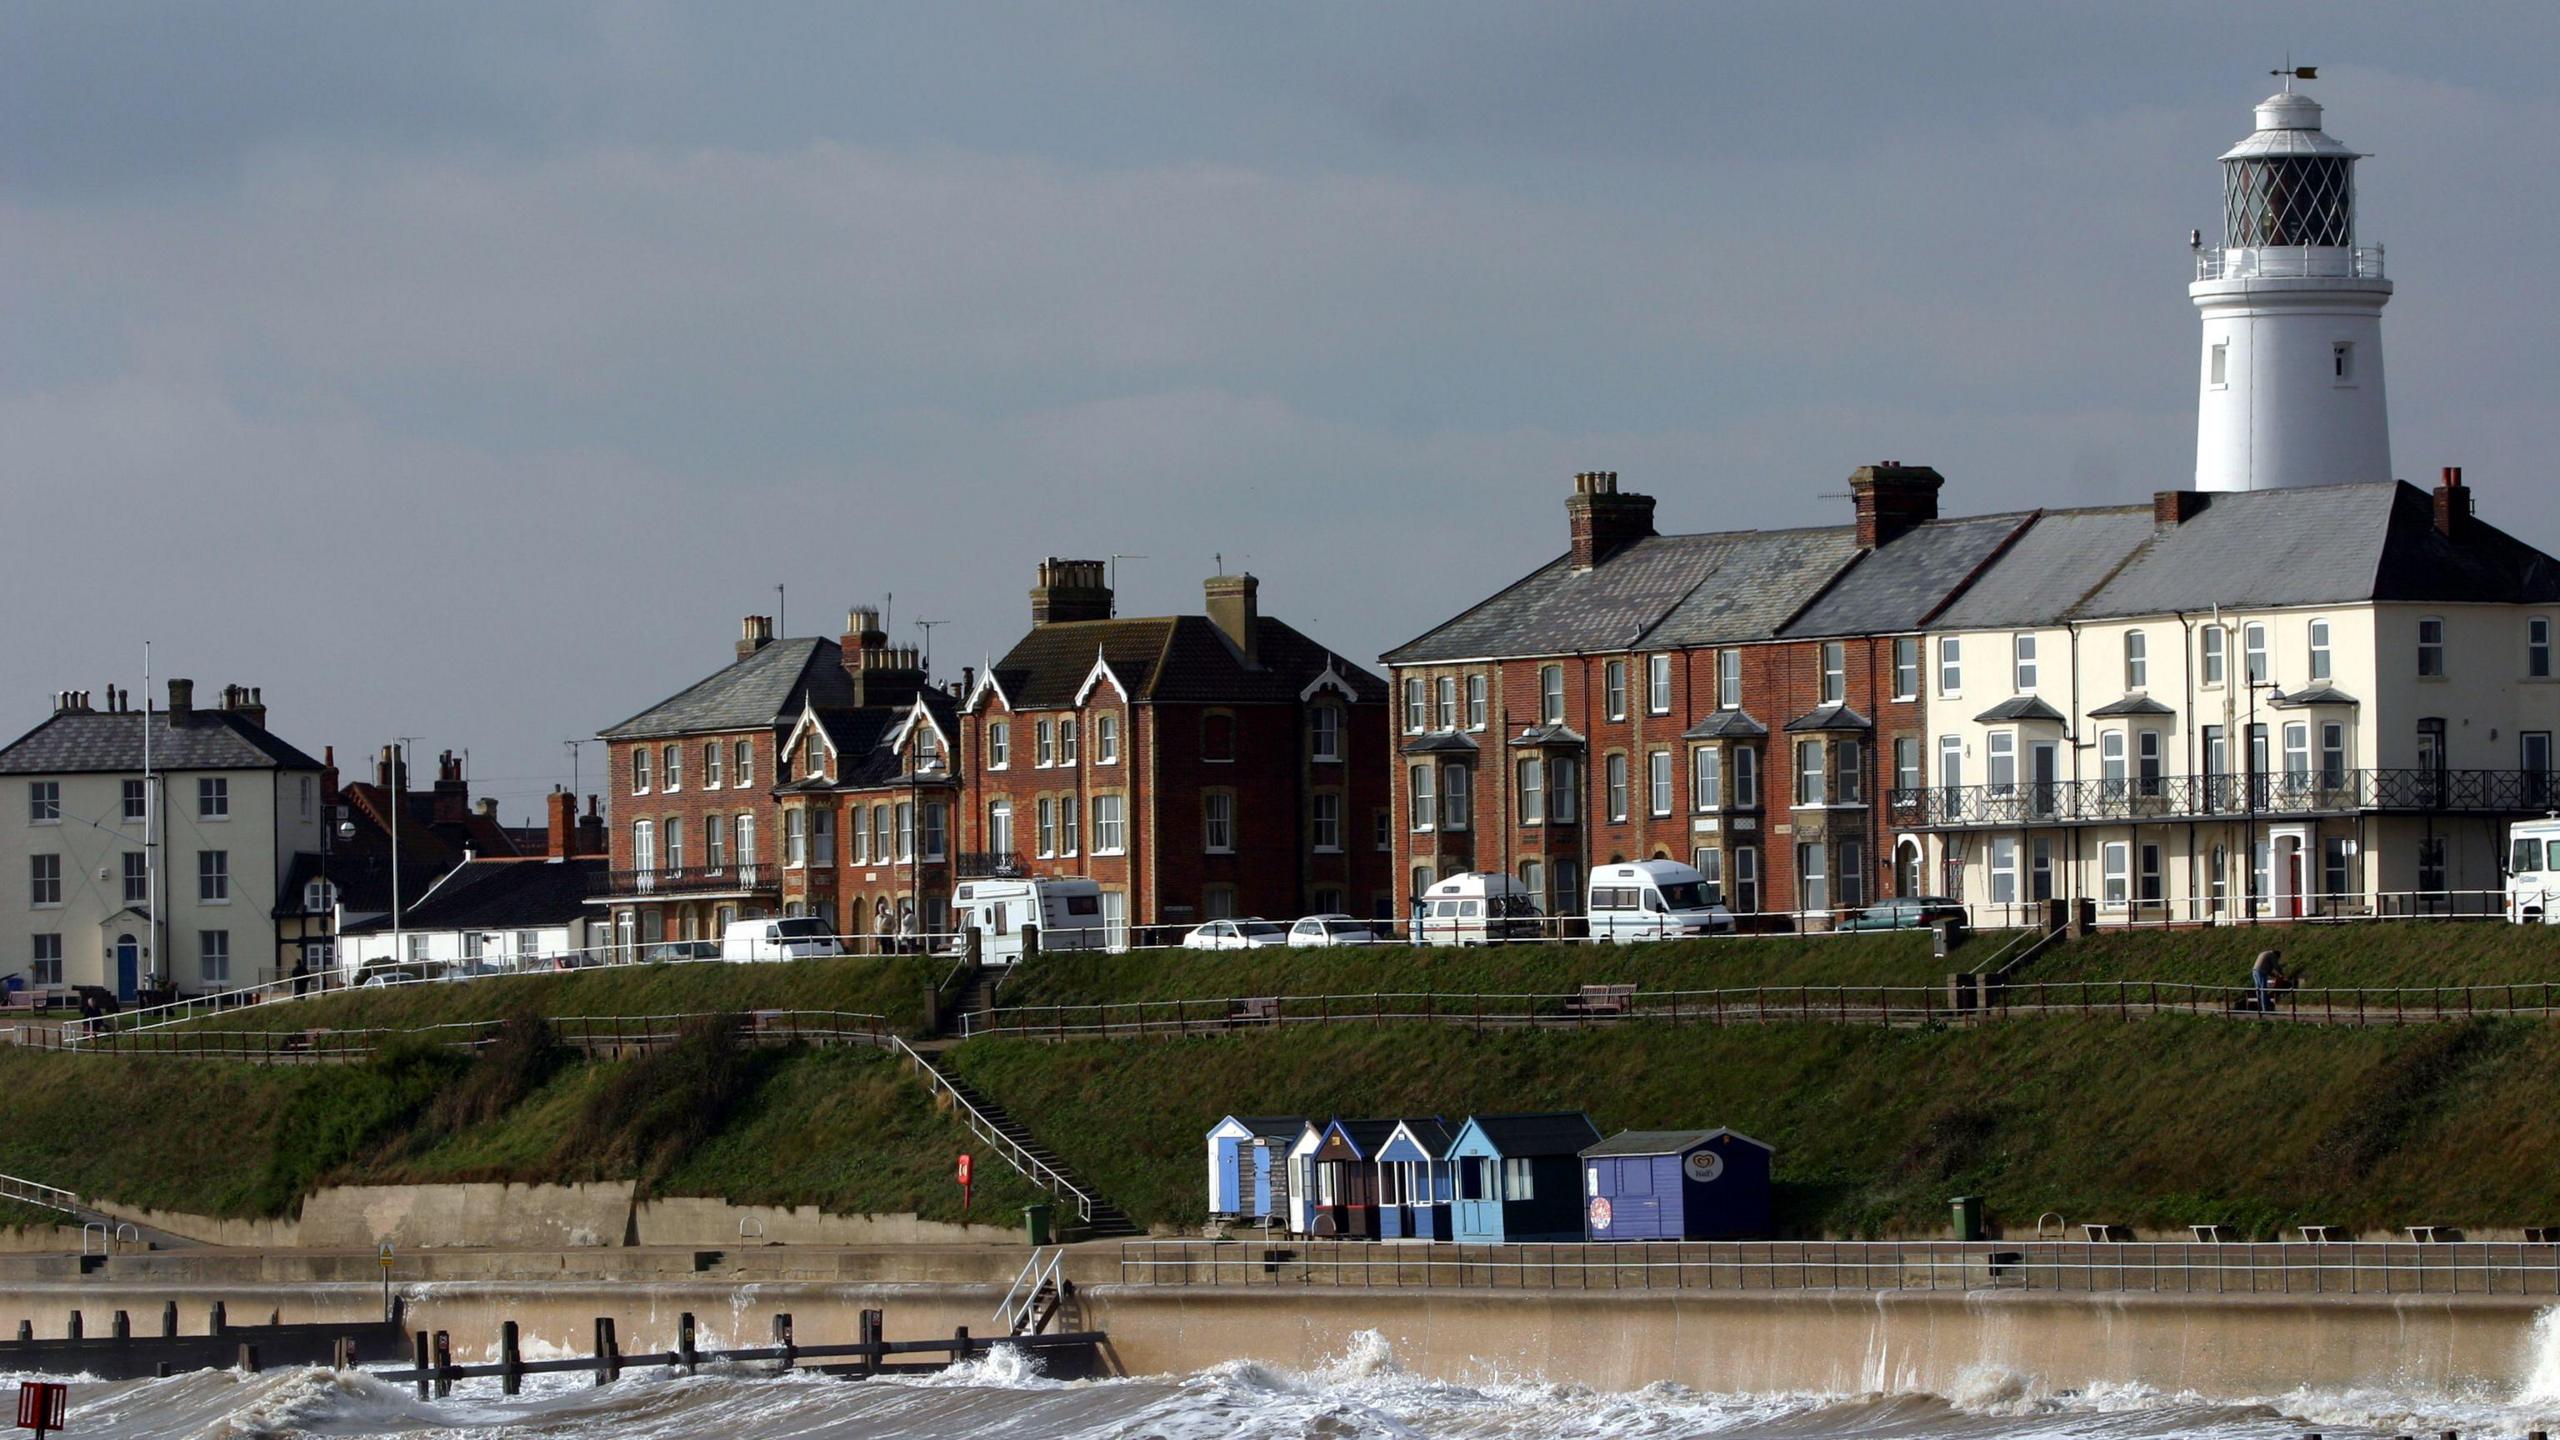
[2191, 81, 2392, 492]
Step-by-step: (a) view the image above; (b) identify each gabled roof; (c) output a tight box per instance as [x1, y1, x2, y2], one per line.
[598, 638, 855, 741]
[0, 707, 324, 776]
[2088, 695, 2176, 718]
[1583, 1127, 1773, 1158]
[340, 857, 605, 935]
[1682, 710, 1769, 741]
[1930, 507, 2158, 631]
[1212, 1115, 1309, 1142]
[1974, 696, 2069, 724]
[986, 616, 1386, 711]
[1318, 1117, 1401, 1159]
[1380, 1118, 1454, 1160]
[1385, 528, 1859, 666]
[1781, 513, 2034, 639]
[1455, 1111, 1602, 1157]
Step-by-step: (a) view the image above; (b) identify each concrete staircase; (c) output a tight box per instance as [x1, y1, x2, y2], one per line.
[896, 1046, 1140, 1239]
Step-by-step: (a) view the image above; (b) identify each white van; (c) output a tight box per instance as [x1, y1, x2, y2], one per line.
[721, 916, 845, 963]
[2507, 818, 2560, 922]
[1586, 859, 1736, 942]
[1413, 873, 1544, 946]
[950, 878, 1111, 962]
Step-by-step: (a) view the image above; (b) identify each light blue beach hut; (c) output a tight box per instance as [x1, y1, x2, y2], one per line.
[1375, 1118, 1454, 1241]
[1205, 1115, 1305, 1223]
[1446, 1112, 1602, 1244]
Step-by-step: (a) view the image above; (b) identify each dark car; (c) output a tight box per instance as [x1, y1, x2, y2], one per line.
[642, 941, 723, 964]
[1837, 897, 1969, 931]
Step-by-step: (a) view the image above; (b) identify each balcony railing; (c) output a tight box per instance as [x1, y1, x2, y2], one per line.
[1892, 768, 2557, 830]
[2194, 244, 2384, 281]
[595, 864, 777, 897]
[957, 851, 1028, 880]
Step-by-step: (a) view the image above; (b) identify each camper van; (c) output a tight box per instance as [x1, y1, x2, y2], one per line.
[1585, 860, 1736, 942]
[950, 877, 1112, 962]
[2507, 818, 2560, 922]
[1412, 873, 1543, 946]
[720, 917, 845, 963]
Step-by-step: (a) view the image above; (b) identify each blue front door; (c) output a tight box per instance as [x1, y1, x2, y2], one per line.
[114, 935, 140, 1001]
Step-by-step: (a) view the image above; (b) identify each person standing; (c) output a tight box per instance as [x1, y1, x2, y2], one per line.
[2252, 948, 2285, 1013]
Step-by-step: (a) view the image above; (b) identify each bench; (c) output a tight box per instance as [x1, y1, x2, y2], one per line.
[2080, 1223, 2130, 1243]
[2406, 1224, 2463, 1244]
[2526, 1227, 2560, 1244]
[2299, 1225, 2348, 1244]
[1565, 984, 1638, 1019]
[1226, 997, 1281, 1027]
[2188, 1223, 2235, 1244]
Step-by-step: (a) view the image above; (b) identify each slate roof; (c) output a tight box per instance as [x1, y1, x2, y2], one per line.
[1974, 697, 2070, 724]
[1783, 703, 1871, 733]
[2071, 482, 2560, 620]
[1582, 1127, 1774, 1157]
[1223, 1115, 1309, 1142]
[2088, 695, 2176, 718]
[1781, 514, 2033, 639]
[599, 638, 855, 741]
[1386, 1118, 1455, 1157]
[340, 857, 605, 935]
[2273, 686, 2361, 708]
[1385, 529, 1858, 665]
[985, 616, 1385, 711]
[1460, 1111, 1603, 1157]
[0, 708, 324, 776]
[1401, 732, 1480, 757]
[1508, 723, 1587, 749]
[1682, 710, 1769, 741]
[1322, 1118, 1401, 1159]
[1929, 508, 2157, 631]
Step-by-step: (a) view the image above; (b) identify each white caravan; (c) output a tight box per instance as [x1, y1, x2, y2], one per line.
[950, 877, 1110, 962]
[2507, 818, 2560, 923]
[1585, 859, 1737, 942]
[1412, 873, 1544, 946]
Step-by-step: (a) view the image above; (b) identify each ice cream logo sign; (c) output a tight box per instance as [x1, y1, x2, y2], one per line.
[1683, 1150, 1724, 1184]
[1588, 1195, 1613, 1231]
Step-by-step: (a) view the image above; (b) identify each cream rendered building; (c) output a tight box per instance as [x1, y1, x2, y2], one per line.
[1899, 475, 2560, 922]
[0, 682, 328, 1000]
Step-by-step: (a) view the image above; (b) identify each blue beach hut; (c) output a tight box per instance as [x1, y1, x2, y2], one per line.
[1446, 1112, 1602, 1244]
[1205, 1116, 1306, 1223]
[1375, 1119, 1454, 1241]
[1580, 1129, 1773, 1241]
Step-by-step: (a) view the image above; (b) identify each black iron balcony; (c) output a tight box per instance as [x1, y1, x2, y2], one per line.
[593, 864, 777, 897]
[1891, 768, 2559, 830]
[957, 851, 1028, 880]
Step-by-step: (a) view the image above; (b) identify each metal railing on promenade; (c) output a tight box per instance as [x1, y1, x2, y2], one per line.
[1119, 1238, 2560, 1298]
[889, 1036, 1100, 1227]
[19, 1010, 891, 1062]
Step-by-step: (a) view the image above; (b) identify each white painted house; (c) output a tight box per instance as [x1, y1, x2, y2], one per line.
[337, 856, 611, 978]
[0, 682, 328, 1000]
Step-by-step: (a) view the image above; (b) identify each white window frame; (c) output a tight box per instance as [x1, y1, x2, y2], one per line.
[2533, 617, 2554, 680]
[1820, 642, 1846, 706]
[2012, 634, 2038, 692]
[2124, 629, 2148, 690]
[1540, 665, 1565, 726]
[1095, 713, 1120, 765]
[1092, 794, 1127, 855]
[1403, 677, 1426, 734]
[2417, 617, 2446, 678]
[2308, 618, 2332, 682]
[1938, 636, 1962, 696]
[1691, 746, 1721, 812]
[1718, 650, 1741, 710]
[2201, 627, 2226, 687]
[1309, 706, 1341, 762]
[2245, 622, 2270, 684]
[988, 721, 1011, 769]
[2101, 841, 2130, 908]
[1892, 637, 1919, 701]
[1647, 749, 1673, 817]
[1203, 792, 1235, 854]
[1466, 674, 1488, 730]
[1408, 764, 1437, 833]
[1312, 792, 1342, 853]
[1518, 758, 1544, 826]
[198, 776, 229, 820]
[197, 848, 230, 904]
[1604, 660, 1628, 722]
[1646, 654, 1672, 714]
[1604, 753, 1628, 822]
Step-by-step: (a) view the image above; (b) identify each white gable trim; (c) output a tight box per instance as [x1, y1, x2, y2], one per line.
[779, 703, 837, 764]
[963, 663, 1011, 715]
[1300, 659, 1361, 703]
[886, 699, 953, 755]
[1074, 648, 1131, 707]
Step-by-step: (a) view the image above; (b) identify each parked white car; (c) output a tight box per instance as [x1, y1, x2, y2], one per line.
[721, 917, 845, 963]
[1182, 919, 1290, 951]
[1287, 914, 1385, 948]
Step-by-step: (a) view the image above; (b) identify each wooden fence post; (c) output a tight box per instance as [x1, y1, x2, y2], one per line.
[433, 1330, 453, 1397]
[413, 1333, 431, 1399]
[501, 1320, 523, 1395]
[593, 1317, 616, 1385]
[773, 1312, 796, 1371]
[678, 1312, 697, 1375]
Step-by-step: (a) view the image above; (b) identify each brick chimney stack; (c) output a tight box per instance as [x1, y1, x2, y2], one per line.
[1566, 472, 1656, 571]
[2153, 489, 2211, 527]
[1030, 558, 1113, 625]
[432, 750, 469, 826]
[736, 615, 776, 662]
[167, 678, 193, 719]
[1205, 574, 1261, 666]
[580, 796, 605, 857]
[1848, 462, 1945, 550]
[547, 789, 582, 857]
[2434, 466, 2473, 541]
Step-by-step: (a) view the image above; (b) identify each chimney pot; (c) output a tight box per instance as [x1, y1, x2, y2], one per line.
[2153, 489, 2210, 527]
[737, 615, 775, 661]
[2435, 466, 2474, 540]
[167, 679, 194, 717]
[1031, 557, 1114, 626]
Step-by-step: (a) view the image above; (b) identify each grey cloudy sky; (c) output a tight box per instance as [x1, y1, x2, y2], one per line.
[7, 2, 2558, 823]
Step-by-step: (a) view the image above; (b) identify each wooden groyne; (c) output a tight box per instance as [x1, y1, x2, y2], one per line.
[0, 1299, 409, 1380]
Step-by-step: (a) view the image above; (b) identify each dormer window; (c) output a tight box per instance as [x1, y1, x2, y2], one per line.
[916, 729, 943, 773]
[303, 879, 337, 914]
[988, 721, 1011, 769]
[804, 738, 824, 780]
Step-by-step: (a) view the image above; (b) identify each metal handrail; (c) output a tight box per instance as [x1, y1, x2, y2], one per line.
[1894, 766, 2549, 829]
[890, 1037, 1096, 1224]
[999, 1246, 1066, 1334]
[2196, 244, 2385, 281]
[31, 1010, 893, 1062]
[0, 1171, 86, 1217]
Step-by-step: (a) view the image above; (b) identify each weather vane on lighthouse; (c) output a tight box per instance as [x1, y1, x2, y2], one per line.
[2270, 59, 2317, 90]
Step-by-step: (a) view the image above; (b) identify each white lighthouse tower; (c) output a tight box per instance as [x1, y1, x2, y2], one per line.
[2191, 78, 2392, 492]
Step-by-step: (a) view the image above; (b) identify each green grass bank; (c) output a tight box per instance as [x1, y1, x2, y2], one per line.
[948, 1014, 2560, 1239]
[0, 1021, 1031, 1224]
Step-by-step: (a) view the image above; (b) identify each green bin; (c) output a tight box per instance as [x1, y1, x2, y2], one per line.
[1022, 1202, 1056, 1247]
[1950, 1195, 1984, 1242]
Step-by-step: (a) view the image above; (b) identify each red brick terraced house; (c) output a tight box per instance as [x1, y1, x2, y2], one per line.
[594, 615, 950, 957]
[771, 609, 965, 947]
[1381, 466, 2026, 929]
[958, 560, 1393, 945]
